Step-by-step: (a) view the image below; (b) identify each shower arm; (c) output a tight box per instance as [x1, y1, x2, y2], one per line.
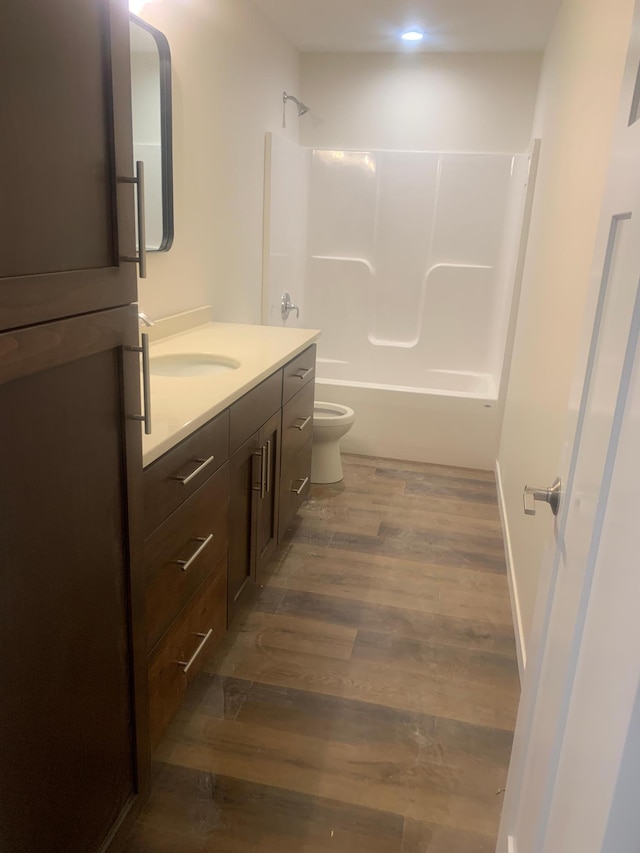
[282, 91, 309, 128]
[282, 91, 299, 106]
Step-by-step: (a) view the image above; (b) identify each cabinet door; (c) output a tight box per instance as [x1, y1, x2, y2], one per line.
[0, 0, 137, 331]
[0, 306, 148, 853]
[228, 430, 261, 617]
[255, 410, 282, 582]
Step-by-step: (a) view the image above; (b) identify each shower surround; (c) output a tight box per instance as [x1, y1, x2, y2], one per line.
[263, 134, 536, 467]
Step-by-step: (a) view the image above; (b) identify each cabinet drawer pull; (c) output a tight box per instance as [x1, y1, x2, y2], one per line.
[177, 629, 213, 674]
[290, 476, 309, 495]
[293, 415, 312, 431]
[171, 455, 215, 485]
[172, 534, 214, 572]
[294, 367, 313, 380]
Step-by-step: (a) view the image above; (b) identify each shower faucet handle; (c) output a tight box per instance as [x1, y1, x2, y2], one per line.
[281, 292, 299, 322]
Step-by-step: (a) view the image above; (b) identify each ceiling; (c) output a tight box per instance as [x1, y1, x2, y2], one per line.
[251, 0, 562, 53]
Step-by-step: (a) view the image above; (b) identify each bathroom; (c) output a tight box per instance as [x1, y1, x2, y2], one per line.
[3, 0, 638, 851]
[123, 0, 640, 848]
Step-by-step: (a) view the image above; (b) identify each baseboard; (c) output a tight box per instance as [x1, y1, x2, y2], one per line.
[495, 458, 526, 680]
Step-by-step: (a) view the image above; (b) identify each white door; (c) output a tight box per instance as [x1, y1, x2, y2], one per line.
[498, 5, 640, 851]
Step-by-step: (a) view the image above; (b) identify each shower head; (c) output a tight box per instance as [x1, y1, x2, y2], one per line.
[282, 91, 310, 127]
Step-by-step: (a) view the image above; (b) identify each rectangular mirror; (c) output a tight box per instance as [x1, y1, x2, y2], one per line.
[130, 14, 174, 252]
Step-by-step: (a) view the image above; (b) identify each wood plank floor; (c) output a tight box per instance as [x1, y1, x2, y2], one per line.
[126, 454, 519, 853]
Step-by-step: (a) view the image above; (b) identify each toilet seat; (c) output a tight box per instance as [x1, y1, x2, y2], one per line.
[313, 401, 355, 425]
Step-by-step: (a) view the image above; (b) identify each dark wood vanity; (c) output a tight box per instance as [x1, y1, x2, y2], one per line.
[143, 345, 315, 747]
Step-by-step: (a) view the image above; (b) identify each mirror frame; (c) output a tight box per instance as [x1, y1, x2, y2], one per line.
[130, 13, 174, 252]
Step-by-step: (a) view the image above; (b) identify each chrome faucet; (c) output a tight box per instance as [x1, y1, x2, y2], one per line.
[138, 311, 155, 327]
[281, 292, 299, 323]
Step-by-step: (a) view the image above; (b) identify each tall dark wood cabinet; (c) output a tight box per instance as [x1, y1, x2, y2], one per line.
[0, 0, 137, 331]
[0, 2, 148, 852]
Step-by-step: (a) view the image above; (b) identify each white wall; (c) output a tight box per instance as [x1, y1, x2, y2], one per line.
[299, 52, 542, 152]
[136, 0, 300, 322]
[497, 0, 635, 659]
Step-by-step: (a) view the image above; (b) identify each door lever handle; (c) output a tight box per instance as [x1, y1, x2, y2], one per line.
[523, 477, 562, 517]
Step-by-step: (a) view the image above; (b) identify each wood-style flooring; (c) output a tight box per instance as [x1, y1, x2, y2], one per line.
[126, 454, 520, 852]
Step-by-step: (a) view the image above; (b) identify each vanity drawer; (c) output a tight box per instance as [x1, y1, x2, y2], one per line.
[281, 380, 314, 472]
[278, 438, 312, 541]
[282, 345, 316, 404]
[148, 555, 227, 749]
[144, 409, 230, 536]
[145, 463, 229, 653]
[229, 369, 282, 454]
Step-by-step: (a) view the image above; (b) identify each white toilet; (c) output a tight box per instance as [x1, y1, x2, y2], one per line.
[311, 401, 356, 484]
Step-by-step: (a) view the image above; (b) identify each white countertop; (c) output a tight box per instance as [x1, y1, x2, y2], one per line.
[142, 321, 321, 467]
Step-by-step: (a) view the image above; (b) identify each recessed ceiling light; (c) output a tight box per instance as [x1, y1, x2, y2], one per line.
[401, 30, 424, 42]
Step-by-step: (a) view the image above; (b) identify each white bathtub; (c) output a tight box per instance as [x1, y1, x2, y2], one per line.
[263, 139, 535, 469]
[317, 358, 497, 398]
[316, 360, 500, 470]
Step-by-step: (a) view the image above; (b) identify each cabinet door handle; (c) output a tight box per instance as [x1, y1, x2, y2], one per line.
[294, 415, 311, 431]
[290, 476, 309, 495]
[121, 160, 147, 278]
[130, 332, 152, 434]
[294, 366, 313, 380]
[261, 445, 268, 498]
[252, 446, 267, 498]
[172, 534, 214, 572]
[171, 455, 215, 485]
[177, 629, 213, 674]
[266, 439, 272, 494]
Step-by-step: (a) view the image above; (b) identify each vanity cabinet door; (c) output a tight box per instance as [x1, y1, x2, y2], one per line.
[0, 0, 137, 332]
[228, 411, 282, 617]
[0, 306, 147, 853]
[254, 410, 282, 583]
[228, 430, 262, 617]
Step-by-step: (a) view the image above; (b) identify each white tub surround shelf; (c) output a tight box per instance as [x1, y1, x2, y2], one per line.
[142, 321, 320, 467]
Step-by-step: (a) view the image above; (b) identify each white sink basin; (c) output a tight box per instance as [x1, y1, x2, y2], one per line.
[149, 353, 241, 377]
